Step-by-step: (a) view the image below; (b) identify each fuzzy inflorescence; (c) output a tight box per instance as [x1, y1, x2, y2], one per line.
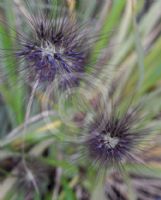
[83, 106, 148, 170]
[17, 20, 86, 82]
[12, 1, 92, 87]
[16, 158, 50, 199]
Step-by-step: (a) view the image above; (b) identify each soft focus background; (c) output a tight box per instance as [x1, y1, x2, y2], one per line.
[0, 0, 161, 200]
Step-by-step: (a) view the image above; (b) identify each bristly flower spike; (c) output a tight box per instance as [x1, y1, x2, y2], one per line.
[11, 0, 94, 88]
[81, 103, 151, 172]
[16, 157, 50, 200]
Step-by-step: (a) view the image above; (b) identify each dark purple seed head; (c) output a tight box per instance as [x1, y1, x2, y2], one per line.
[83, 106, 149, 170]
[15, 2, 90, 87]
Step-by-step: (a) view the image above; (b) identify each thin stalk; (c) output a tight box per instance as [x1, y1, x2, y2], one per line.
[22, 79, 39, 195]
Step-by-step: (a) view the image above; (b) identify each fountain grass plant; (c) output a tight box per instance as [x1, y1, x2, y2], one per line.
[0, 0, 161, 199]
